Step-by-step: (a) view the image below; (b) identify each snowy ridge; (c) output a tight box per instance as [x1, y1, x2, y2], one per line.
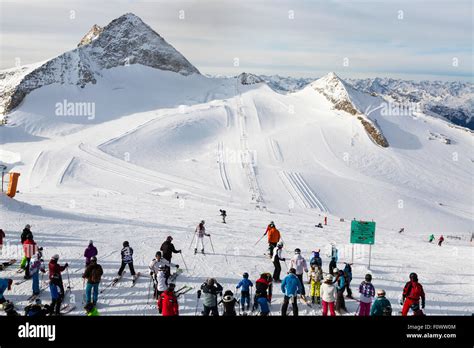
[0, 13, 200, 115]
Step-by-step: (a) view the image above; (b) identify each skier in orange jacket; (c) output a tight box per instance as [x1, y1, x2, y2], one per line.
[263, 221, 281, 258]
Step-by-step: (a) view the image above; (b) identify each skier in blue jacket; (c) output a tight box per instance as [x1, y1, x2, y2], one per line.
[0, 278, 13, 304]
[236, 272, 253, 312]
[280, 268, 303, 316]
[335, 269, 347, 313]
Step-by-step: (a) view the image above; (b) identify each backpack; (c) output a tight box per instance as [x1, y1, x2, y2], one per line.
[382, 306, 392, 316]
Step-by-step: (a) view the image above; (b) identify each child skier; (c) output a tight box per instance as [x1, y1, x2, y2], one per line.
[253, 273, 272, 316]
[158, 283, 179, 316]
[118, 241, 136, 279]
[236, 272, 253, 312]
[29, 253, 46, 297]
[358, 274, 375, 316]
[370, 289, 392, 316]
[343, 263, 353, 298]
[320, 274, 336, 316]
[429, 234, 435, 243]
[308, 264, 323, 304]
[401, 273, 425, 316]
[219, 290, 238, 316]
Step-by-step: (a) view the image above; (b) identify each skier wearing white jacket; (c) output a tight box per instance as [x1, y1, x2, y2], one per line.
[290, 248, 308, 295]
[194, 220, 210, 254]
[149, 251, 178, 298]
[149, 251, 178, 274]
[320, 274, 336, 316]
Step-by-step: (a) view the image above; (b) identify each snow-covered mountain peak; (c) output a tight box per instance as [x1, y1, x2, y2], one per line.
[237, 72, 264, 85]
[311, 72, 359, 115]
[0, 13, 200, 115]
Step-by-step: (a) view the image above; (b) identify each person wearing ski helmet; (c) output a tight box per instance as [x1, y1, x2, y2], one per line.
[281, 268, 303, 316]
[118, 241, 136, 278]
[0, 278, 13, 304]
[438, 235, 445, 247]
[29, 252, 46, 296]
[358, 273, 375, 316]
[20, 224, 33, 244]
[200, 278, 223, 316]
[334, 268, 347, 314]
[320, 274, 336, 316]
[219, 290, 238, 316]
[329, 257, 337, 276]
[194, 220, 210, 254]
[290, 248, 308, 296]
[158, 283, 179, 316]
[22, 234, 38, 279]
[401, 273, 425, 316]
[84, 240, 98, 267]
[48, 254, 68, 315]
[149, 251, 179, 286]
[236, 272, 253, 312]
[308, 264, 323, 304]
[343, 262, 353, 298]
[253, 273, 272, 316]
[371, 289, 392, 316]
[272, 241, 286, 282]
[263, 221, 280, 258]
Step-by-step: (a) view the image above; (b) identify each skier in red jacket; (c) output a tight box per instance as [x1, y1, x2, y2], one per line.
[401, 272, 425, 316]
[158, 283, 179, 316]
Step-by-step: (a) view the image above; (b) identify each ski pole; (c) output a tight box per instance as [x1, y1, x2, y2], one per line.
[195, 290, 201, 316]
[82, 278, 86, 304]
[254, 234, 265, 246]
[146, 274, 153, 304]
[208, 235, 215, 253]
[179, 252, 188, 270]
[189, 231, 196, 250]
[66, 267, 71, 290]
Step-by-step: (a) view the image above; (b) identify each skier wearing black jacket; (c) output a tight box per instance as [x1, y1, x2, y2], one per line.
[200, 278, 223, 316]
[219, 290, 237, 316]
[118, 241, 136, 277]
[160, 236, 181, 263]
[20, 224, 33, 244]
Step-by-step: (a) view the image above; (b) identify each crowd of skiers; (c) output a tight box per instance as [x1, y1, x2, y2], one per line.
[0, 218, 428, 317]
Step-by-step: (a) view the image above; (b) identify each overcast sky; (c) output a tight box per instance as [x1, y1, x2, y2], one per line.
[0, 0, 472, 81]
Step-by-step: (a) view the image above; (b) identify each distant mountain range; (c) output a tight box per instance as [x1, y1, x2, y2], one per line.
[258, 75, 473, 130]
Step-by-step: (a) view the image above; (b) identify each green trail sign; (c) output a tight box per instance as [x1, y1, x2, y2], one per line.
[350, 220, 376, 245]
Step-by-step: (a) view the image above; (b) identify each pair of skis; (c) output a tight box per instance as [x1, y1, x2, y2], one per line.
[0, 259, 17, 271]
[100, 271, 142, 293]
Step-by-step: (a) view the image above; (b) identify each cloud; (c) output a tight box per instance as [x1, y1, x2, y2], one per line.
[0, 0, 472, 81]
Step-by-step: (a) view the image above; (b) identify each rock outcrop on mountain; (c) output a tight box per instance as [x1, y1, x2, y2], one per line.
[0, 13, 200, 115]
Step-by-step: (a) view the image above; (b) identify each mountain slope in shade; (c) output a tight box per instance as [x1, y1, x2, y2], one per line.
[0, 13, 200, 115]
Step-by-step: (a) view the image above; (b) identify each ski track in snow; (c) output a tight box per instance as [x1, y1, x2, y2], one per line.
[279, 171, 328, 212]
[217, 141, 231, 191]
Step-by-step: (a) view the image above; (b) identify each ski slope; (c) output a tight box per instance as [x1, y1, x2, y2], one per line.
[0, 65, 472, 316]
